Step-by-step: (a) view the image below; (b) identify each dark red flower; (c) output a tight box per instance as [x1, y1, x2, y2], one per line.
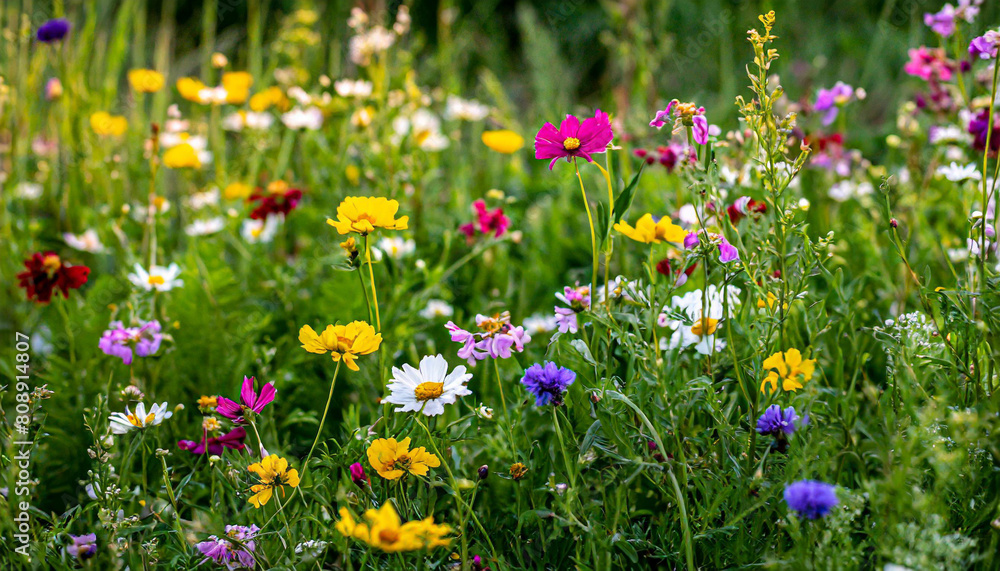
[177, 427, 247, 455]
[248, 182, 303, 220]
[17, 252, 90, 303]
[727, 197, 767, 224]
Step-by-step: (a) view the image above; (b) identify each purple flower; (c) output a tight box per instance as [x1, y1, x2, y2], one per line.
[814, 82, 854, 126]
[924, 5, 958, 37]
[67, 533, 97, 559]
[969, 108, 1000, 156]
[970, 30, 1000, 59]
[37, 19, 71, 43]
[783, 480, 838, 519]
[196, 525, 259, 569]
[534, 110, 614, 170]
[554, 284, 591, 334]
[521, 362, 576, 406]
[350, 462, 370, 488]
[755, 405, 801, 436]
[718, 237, 740, 263]
[98, 320, 163, 365]
[178, 427, 247, 455]
[649, 101, 677, 128]
[445, 312, 532, 366]
[683, 232, 700, 249]
[216, 376, 276, 424]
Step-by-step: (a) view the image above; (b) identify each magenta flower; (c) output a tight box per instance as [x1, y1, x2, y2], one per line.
[685, 231, 739, 263]
[903, 47, 955, 82]
[459, 199, 510, 241]
[924, 5, 958, 37]
[98, 320, 163, 365]
[216, 376, 276, 424]
[814, 82, 854, 126]
[970, 30, 1000, 59]
[350, 462, 370, 488]
[554, 284, 592, 334]
[196, 525, 259, 569]
[534, 110, 614, 170]
[650, 100, 713, 144]
[178, 427, 248, 455]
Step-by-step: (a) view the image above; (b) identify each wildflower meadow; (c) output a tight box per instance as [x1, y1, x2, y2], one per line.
[4, 1, 1000, 569]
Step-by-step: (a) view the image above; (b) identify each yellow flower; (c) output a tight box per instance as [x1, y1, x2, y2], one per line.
[128, 69, 165, 93]
[757, 291, 787, 311]
[327, 196, 409, 235]
[163, 143, 201, 169]
[481, 130, 525, 154]
[224, 182, 252, 200]
[197, 395, 218, 410]
[298, 321, 382, 371]
[336, 504, 451, 552]
[760, 348, 816, 393]
[249, 86, 288, 112]
[222, 71, 253, 104]
[613, 213, 687, 244]
[90, 112, 128, 137]
[247, 455, 300, 508]
[366, 437, 440, 480]
[509, 462, 528, 481]
[345, 164, 361, 185]
[176, 77, 207, 102]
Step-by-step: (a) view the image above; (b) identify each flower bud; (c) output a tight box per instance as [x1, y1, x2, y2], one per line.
[478, 465, 489, 480]
[350, 462, 369, 488]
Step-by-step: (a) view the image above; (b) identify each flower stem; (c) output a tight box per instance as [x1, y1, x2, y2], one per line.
[300, 361, 342, 485]
[364, 234, 381, 331]
[574, 161, 599, 310]
[493, 358, 517, 456]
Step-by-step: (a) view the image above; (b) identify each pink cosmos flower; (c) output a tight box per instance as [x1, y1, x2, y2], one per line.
[178, 427, 248, 455]
[534, 110, 614, 170]
[216, 376, 276, 424]
[459, 199, 510, 241]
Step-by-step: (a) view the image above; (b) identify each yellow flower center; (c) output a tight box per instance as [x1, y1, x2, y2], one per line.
[414, 382, 445, 401]
[126, 414, 143, 427]
[153, 196, 167, 210]
[42, 254, 62, 275]
[148, 275, 165, 286]
[689, 316, 719, 337]
[563, 137, 581, 151]
[388, 455, 412, 472]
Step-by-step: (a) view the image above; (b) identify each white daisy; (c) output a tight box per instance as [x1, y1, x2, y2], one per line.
[523, 313, 558, 335]
[241, 216, 282, 244]
[419, 299, 454, 320]
[184, 217, 225, 236]
[281, 107, 324, 130]
[109, 402, 173, 434]
[383, 354, 472, 416]
[63, 229, 106, 253]
[661, 285, 741, 355]
[377, 236, 416, 259]
[445, 95, 490, 121]
[128, 262, 184, 292]
[334, 79, 374, 98]
[936, 162, 981, 182]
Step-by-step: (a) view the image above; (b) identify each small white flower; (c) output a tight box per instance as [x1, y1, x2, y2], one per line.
[184, 217, 225, 236]
[476, 404, 494, 420]
[109, 402, 173, 434]
[377, 236, 415, 259]
[445, 95, 490, 121]
[223, 111, 274, 131]
[420, 299, 454, 320]
[15, 182, 43, 200]
[128, 263, 184, 292]
[63, 229, 106, 253]
[937, 162, 981, 182]
[662, 285, 741, 355]
[383, 354, 472, 416]
[281, 107, 324, 130]
[334, 79, 374, 98]
[198, 86, 228, 105]
[287, 86, 313, 106]
[186, 188, 221, 210]
[241, 216, 282, 244]
[523, 313, 558, 334]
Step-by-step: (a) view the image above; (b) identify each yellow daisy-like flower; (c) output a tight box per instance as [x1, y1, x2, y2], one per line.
[336, 504, 452, 552]
[222, 71, 254, 104]
[298, 321, 382, 371]
[176, 77, 207, 102]
[760, 348, 816, 394]
[249, 86, 289, 112]
[128, 69, 165, 93]
[481, 130, 525, 154]
[223, 182, 252, 200]
[163, 143, 201, 169]
[327, 196, 409, 235]
[613, 213, 687, 244]
[90, 112, 128, 137]
[247, 455, 300, 508]
[366, 437, 440, 480]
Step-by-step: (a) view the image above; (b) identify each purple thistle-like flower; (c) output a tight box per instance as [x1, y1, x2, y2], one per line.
[196, 525, 259, 569]
[37, 19, 71, 43]
[98, 320, 163, 365]
[520, 362, 576, 406]
[783, 480, 839, 519]
[216, 376, 276, 424]
[755, 405, 801, 436]
[67, 534, 98, 559]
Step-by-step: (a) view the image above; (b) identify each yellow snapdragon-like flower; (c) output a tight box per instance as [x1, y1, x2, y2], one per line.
[613, 213, 687, 244]
[128, 69, 165, 93]
[336, 503, 452, 552]
[163, 143, 201, 169]
[327, 196, 409, 235]
[481, 130, 525, 154]
[366, 437, 440, 480]
[760, 348, 815, 393]
[222, 71, 253, 104]
[247, 455, 300, 508]
[90, 112, 128, 137]
[176, 77, 207, 102]
[298, 321, 381, 371]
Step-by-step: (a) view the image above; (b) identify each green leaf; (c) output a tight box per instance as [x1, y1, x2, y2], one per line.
[613, 163, 645, 225]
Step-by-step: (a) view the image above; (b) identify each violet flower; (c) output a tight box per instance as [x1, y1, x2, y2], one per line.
[520, 362, 576, 407]
[67, 534, 97, 559]
[37, 19, 71, 43]
[98, 320, 163, 365]
[784, 480, 838, 519]
[814, 82, 854, 126]
[196, 525, 259, 569]
[445, 312, 531, 366]
[178, 427, 247, 455]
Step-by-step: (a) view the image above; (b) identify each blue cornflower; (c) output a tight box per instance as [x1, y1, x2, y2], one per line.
[755, 405, 801, 436]
[783, 480, 838, 520]
[37, 19, 71, 43]
[520, 362, 575, 406]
